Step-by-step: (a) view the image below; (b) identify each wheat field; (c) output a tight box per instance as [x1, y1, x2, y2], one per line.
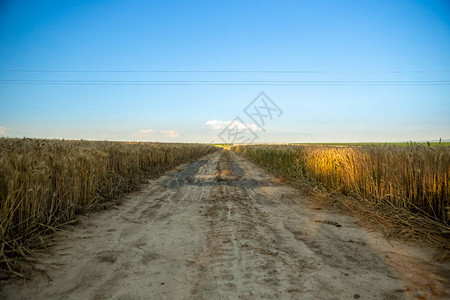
[233, 144, 450, 224]
[0, 138, 216, 274]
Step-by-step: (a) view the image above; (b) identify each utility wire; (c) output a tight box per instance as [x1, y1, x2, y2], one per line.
[1, 80, 449, 86]
[2, 80, 449, 83]
[1, 69, 450, 74]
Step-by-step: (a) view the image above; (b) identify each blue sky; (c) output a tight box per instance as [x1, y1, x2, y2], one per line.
[0, 0, 449, 143]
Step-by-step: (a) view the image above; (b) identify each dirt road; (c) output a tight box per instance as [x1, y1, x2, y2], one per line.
[1, 150, 449, 299]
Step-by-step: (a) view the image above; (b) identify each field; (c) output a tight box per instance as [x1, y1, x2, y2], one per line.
[293, 142, 450, 147]
[0, 138, 216, 275]
[1, 141, 449, 298]
[232, 144, 449, 224]
[231, 143, 450, 256]
[1, 149, 449, 298]
[231, 144, 450, 254]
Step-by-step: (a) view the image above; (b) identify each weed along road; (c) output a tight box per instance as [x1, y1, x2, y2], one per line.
[2, 150, 449, 299]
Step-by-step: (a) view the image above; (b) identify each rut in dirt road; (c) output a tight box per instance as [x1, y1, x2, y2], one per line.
[1, 150, 449, 299]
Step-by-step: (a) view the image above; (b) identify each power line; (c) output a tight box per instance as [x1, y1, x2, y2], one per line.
[1, 80, 449, 86]
[3, 80, 450, 83]
[1, 69, 450, 74]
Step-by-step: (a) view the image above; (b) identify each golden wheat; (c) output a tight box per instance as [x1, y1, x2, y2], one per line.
[0, 138, 216, 275]
[234, 144, 450, 223]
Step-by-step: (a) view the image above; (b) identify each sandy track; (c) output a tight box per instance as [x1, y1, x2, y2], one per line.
[1, 150, 449, 299]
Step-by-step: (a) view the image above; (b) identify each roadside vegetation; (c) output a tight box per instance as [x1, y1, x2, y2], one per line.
[293, 142, 450, 147]
[232, 144, 450, 255]
[0, 138, 216, 277]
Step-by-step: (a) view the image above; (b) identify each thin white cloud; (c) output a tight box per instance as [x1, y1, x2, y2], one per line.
[206, 120, 226, 130]
[160, 130, 179, 138]
[139, 129, 154, 134]
[206, 119, 260, 132]
[132, 129, 154, 137]
[0, 126, 11, 135]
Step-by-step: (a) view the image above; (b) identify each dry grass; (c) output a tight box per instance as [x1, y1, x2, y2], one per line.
[0, 138, 216, 276]
[233, 144, 450, 255]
